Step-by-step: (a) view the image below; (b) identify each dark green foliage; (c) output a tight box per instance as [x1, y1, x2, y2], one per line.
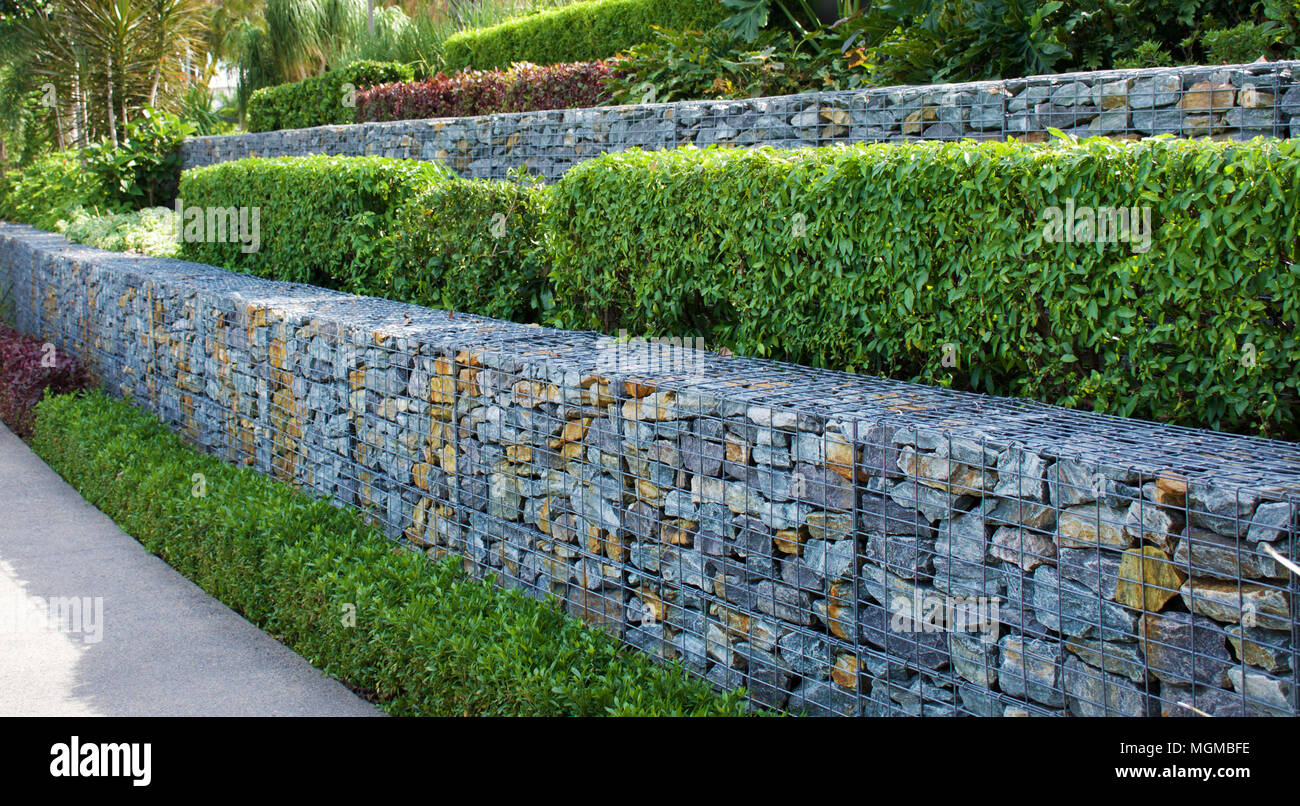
[178, 155, 451, 292]
[607, 26, 866, 104]
[386, 175, 551, 322]
[546, 138, 1300, 438]
[82, 107, 195, 209]
[30, 391, 749, 716]
[245, 61, 414, 133]
[442, 0, 730, 70]
[0, 150, 113, 229]
[828, 1, 1300, 86]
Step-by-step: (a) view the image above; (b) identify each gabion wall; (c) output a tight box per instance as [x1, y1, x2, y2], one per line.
[181, 61, 1300, 181]
[2, 223, 1296, 717]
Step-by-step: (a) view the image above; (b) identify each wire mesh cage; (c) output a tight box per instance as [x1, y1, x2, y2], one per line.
[4, 226, 1296, 717]
[181, 61, 1300, 182]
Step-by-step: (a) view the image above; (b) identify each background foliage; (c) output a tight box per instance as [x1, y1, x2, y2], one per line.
[0, 149, 113, 230]
[245, 60, 413, 132]
[357, 60, 616, 122]
[442, 0, 731, 70]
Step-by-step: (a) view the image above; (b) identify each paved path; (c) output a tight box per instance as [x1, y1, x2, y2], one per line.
[0, 422, 381, 716]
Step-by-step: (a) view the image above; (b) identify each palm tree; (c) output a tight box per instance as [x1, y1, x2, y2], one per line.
[13, 0, 212, 147]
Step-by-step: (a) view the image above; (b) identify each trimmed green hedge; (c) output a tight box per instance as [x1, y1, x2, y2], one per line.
[443, 0, 729, 70]
[245, 61, 414, 133]
[178, 155, 451, 292]
[546, 138, 1300, 438]
[31, 391, 748, 716]
[385, 176, 551, 322]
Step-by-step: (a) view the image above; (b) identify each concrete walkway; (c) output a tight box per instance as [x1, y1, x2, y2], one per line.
[0, 422, 381, 716]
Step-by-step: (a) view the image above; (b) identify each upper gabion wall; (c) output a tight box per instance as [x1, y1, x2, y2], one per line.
[2, 222, 1296, 716]
[182, 61, 1300, 181]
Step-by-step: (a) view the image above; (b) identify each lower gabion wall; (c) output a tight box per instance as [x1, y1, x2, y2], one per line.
[3, 223, 1297, 716]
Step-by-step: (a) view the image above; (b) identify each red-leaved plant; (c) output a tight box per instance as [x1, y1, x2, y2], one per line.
[357, 61, 622, 123]
[0, 323, 91, 439]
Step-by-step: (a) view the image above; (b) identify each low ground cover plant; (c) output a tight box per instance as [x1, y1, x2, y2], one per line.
[0, 324, 89, 439]
[57, 206, 179, 258]
[30, 390, 748, 716]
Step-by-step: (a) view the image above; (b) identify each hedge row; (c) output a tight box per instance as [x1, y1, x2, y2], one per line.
[547, 138, 1300, 438]
[30, 391, 747, 715]
[385, 176, 551, 322]
[357, 61, 617, 123]
[245, 61, 414, 133]
[442, 0, 728, 71]
[0, 324, 89, 439]
[178, 155, 451, 293]
[176, 137, 1300, 438]
[179, 156, 550, 322]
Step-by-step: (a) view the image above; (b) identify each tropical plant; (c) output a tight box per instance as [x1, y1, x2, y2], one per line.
[82, 106, 194, 207]
[8, 0, 209, 149]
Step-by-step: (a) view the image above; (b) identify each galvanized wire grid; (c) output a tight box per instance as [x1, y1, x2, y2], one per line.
[487, 70, 1297, 182]
[5, 228, 1297, 717]
[182, 62, 1300, 180]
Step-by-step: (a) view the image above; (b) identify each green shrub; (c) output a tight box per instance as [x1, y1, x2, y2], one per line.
[178, 155, 451, 292]
[546, 138, 1300, 438]
[57, 206, 180, 258]
[1201, 21, 1286, 64]
[608, 26, 866, 104]
[0, 150, 113, 230]
[245, 61, 414, 133]
[443, 0, 729, 71]
[387, 174, 551, 322]
[30, 391, 746, 715]
[82, 107, 195, 209]
[1113, 40, 1175, 69]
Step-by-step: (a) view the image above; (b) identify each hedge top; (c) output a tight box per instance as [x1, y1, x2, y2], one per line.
[442, 0, 729, 71]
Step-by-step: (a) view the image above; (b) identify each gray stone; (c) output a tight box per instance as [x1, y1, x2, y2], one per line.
[866, 532, 935, 578]
[1188, 483, 1259, 536]
[1140, 611, 1233, 686]
[1246, 500, 1295, 542]
[1031, 564, 1137, 641]
[1173, 527, 1287, 580]
[999, 636, 1065, 707]
[1131, 107, 1184, 134]
[753, 580, 814, 625]
[1129, 74, 1182, 108]
[1062, 656, 1149, 716]
[788, 678, 858, 716]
